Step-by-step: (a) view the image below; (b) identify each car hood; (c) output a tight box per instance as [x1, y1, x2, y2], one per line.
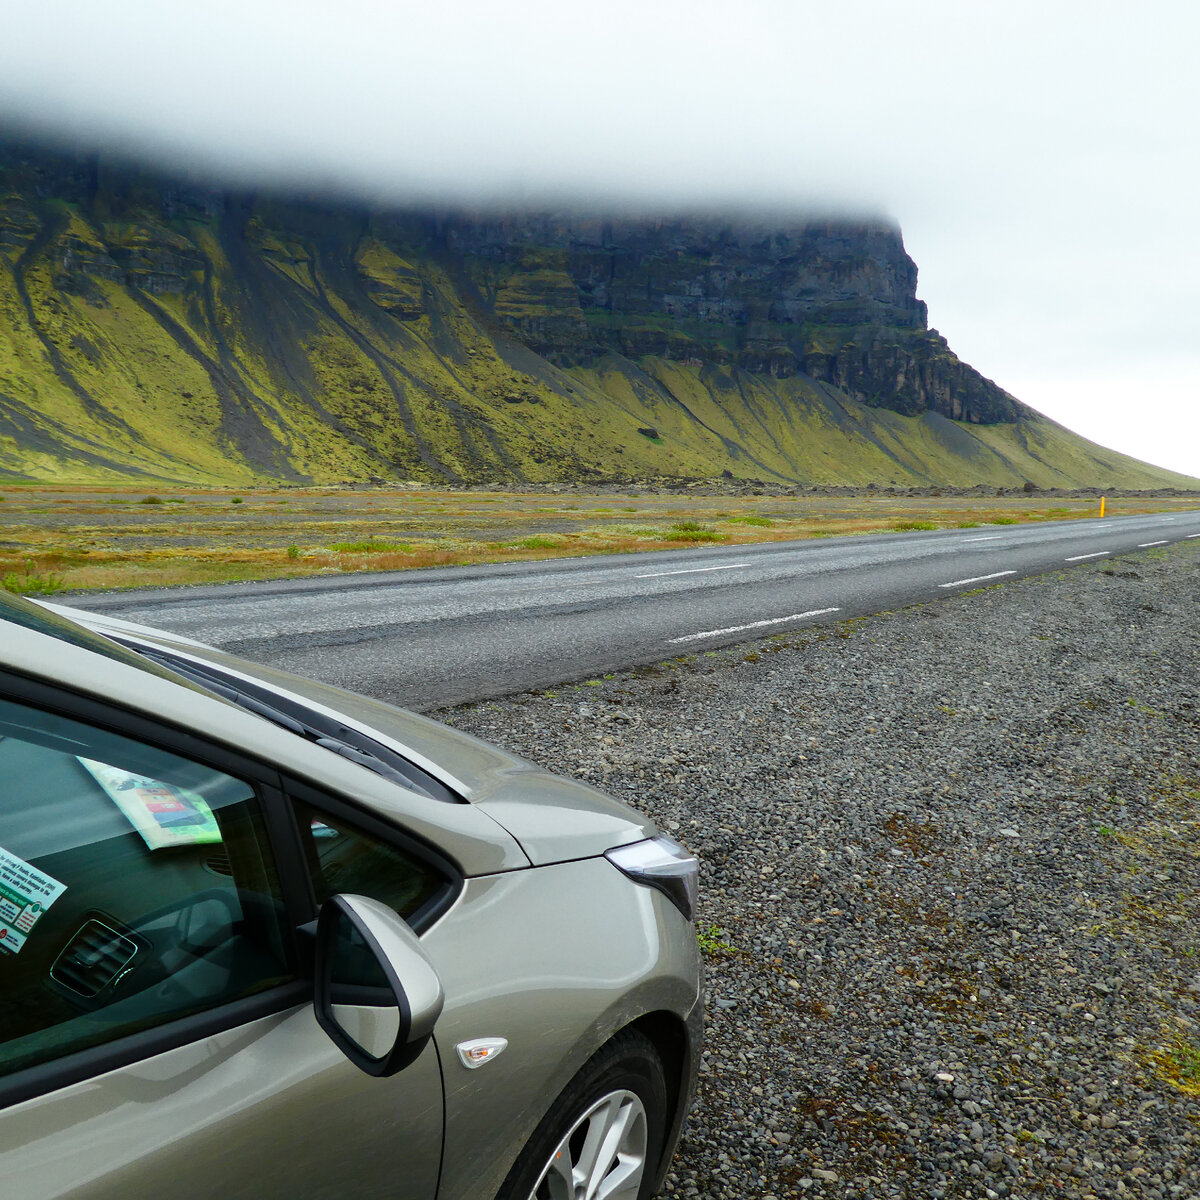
[51, 605, 656, 867]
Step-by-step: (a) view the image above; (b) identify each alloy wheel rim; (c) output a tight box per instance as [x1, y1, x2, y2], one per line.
[528, 1088, 649, 1200]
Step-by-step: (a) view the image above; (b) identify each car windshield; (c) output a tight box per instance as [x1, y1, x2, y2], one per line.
[120, 641, 461, 805]
[0, 592, 194, 687]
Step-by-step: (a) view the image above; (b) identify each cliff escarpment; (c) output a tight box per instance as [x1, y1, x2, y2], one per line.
[0, 141, 1193, 489]
[442, 214, 1020, 425]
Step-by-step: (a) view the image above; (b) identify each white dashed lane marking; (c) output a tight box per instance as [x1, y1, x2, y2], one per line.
[963, 536, 1002, 542]
[938, 571, 1017, 589]
[669, 607, 840, 644]
[637, 563, 751, 579]
[1138, 541, 1169, 548]
[1065, 552, 1110, 561]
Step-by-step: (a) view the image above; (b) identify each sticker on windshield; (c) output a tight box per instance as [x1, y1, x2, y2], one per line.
[0, 845, 67, 955]
[78, 758, 223, 851]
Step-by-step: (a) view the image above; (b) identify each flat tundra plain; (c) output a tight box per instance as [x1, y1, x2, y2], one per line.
[1, 484, 1194, 594]
[446, 540, 1200, 1200]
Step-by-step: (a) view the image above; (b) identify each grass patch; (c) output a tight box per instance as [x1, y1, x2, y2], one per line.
[2, 563, 66, 595]
[990, 516, 1019, 525]
[601, 525, 674, 540]
[508, 534, 563, 550]
[669, 521, 726, 543]
[727, 515, 773, 527]
[137, 495, 163, 505]
[892, 520, 937, 531]
[329, 538, 414, 553]
[672, 529, 726, 542]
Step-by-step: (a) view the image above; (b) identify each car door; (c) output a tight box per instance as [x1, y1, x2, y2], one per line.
[0, 675, 445, 1200]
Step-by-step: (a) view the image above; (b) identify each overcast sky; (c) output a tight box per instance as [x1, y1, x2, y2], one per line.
[3, 0, 1197, 477]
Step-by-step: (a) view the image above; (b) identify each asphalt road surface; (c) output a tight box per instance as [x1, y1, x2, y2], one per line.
[60, 509, 1200, 709]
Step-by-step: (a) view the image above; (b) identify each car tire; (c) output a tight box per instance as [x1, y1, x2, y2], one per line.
[495, 1029, 668, 1200]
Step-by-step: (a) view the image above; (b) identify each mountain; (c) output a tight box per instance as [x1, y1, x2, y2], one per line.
[0, 141, 1194, 489]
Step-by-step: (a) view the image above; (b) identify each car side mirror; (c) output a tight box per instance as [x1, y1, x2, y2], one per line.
[313, 893, 444, 1077]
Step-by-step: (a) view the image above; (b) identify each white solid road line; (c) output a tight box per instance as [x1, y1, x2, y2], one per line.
[963, 535, 1002, 542]
[938, 571, 1017, 589]
[637, 563, 751, 579]
[1138, 541, 1169, 548]
[1188, 534, 1200, 539]
[1065, 552, 1110, 561]
[669, 607, 840, 644]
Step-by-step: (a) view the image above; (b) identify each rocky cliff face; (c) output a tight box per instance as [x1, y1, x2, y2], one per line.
[1, 139, 1190, 489]
[437, 214, 1022, 424]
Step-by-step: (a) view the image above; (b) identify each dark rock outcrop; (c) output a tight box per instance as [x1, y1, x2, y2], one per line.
[437, 214, 1023, 424]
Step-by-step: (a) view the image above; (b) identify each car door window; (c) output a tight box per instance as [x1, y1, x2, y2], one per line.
[294, 798, 451, 926]
[0, 696, 294, 1081]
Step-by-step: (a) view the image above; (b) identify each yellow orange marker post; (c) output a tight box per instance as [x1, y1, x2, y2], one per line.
[1100, 496, 1107, 517]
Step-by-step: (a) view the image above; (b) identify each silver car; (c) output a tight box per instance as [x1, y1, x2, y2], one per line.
[0, 592, 701, 1200]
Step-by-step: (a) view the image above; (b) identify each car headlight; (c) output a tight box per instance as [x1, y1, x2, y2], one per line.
[605, 835, 698, 921]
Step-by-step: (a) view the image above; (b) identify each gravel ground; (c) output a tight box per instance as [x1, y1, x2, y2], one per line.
[442, 540, 1200, 1199]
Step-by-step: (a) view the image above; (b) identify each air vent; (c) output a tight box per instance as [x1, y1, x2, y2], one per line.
[205, 852, 234, 878]
[51, 919, 139, 998]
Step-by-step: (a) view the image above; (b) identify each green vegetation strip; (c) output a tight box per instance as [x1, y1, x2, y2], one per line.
[0, 486, 1191, 594]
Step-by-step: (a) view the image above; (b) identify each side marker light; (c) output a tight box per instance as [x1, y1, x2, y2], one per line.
[456, 1037, 509, 1069]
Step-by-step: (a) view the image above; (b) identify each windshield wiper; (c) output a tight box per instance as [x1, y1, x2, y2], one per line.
[131, 648, 452, 799]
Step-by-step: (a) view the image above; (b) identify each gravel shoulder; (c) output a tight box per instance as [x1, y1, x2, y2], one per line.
[442, 540, 1200, 1200]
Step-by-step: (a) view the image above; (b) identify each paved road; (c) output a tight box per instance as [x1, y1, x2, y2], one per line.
[60, 509, 1200, 709]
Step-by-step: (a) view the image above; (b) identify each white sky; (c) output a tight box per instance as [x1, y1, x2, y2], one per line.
[2, 0, 1197, 478]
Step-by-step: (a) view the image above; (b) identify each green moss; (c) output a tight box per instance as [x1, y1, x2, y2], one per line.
[1155, 1034, 1200, 1096]
[697, 923, 738, 957]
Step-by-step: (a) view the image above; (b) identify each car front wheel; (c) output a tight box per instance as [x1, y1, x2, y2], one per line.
[496, 1029, 668, 1200]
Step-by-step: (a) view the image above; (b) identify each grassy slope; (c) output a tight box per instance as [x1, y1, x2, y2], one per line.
[0, 201, 1194, 489]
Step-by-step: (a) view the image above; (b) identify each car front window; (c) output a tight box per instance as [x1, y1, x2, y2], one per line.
[0, 695, 295, 1081]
